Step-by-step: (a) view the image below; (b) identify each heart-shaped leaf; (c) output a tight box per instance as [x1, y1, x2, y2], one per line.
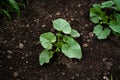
[109, 20, 120, 33]
[70, 29, 80, 38]
[93, 4, 101, 8]
[93, 25, 111, 39]
[53, 18, 71, 34]
[62, 36, 82, 59]
[90, 8, 105, 23]
[40, 32, 56, 49]
[39, 49, 53, 65]
[114, 0, 120, 10]
[101, 1, 114, 8]
[114, 13, 120, 24]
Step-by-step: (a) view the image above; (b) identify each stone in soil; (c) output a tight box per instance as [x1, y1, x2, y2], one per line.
[19, 43, 24, 49]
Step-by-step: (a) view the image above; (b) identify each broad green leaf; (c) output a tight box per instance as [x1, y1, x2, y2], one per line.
[109, 20, 120, 33]
[53, 18, 71, 34]
[113, 31, 120, 36]
[39, 49, 53, 65]
[114, 13, 120, 24]
[93, 25, 111, 39]
[93, 4, 101, 8]
[101, 1, 114, 8]
[62, 36, 82, 59]
[114, 0, 120, 10]
[40, 32, 56, 49]
[70, 29, 80, 38]
[9, 0, 20, 16]
[90, 8, 105, 23]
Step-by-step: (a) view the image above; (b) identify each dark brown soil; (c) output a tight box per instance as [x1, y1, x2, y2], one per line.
[0, 0, 120, 80]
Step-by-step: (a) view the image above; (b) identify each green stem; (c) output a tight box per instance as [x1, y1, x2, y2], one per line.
[57, 31, 61, 43]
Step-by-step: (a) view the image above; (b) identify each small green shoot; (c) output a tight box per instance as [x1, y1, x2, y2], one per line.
[39, 18, 82, 65]
[90, 0, 120, 39]
[0, 0, 27, 18]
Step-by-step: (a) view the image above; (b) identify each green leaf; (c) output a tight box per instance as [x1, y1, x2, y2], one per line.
[90, 8, 105, 23]
[114, 13, 120, 24]
[114, 0, 120, 10]
[101, 1, 114, 8]
[53, 18, 71, 34]
[93, 4, 101, 8]
[62, 36, 82, 59]
[2, 9, 11, 19]
[40, 32, 56, 49]
[70, 29, 80, 38]
[9, 0, 20, 16]
[113, 31, 120, 36]
[39, 49, 53, 65]
[93, 25, 111, 39]
[109, 20, 120, 33]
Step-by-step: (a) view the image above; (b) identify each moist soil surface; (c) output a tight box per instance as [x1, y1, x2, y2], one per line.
[0, 0, 120, 80]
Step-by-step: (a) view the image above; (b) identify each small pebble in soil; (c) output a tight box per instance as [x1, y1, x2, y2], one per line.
[80, 10, 84, 16]
[21, 56, 25, 59]
[80, 33, 84, 36]
[0, 65, 3, 68]
[25, 53, 29, 57]
[42, 24, 46, 28]
[26, 24, 29, 27]
[19, 43, 24, 49]
[9, 67, 13, 70]
[13, 72, 19, 77]
[87, 39, 90, 42]
[78, 4, 81, 7]
[75, 73, 79, 77]
[84, 24, 89, 27]
[70, 18, 74, 21]
[3, 40, 8, 44]
[7, 55, 12, 59]
[56, 11, 61, 16]
[61, 72, 65, 75]
[11, 38, 15, 41]
[82, 43, 88, 47]
[71, 76, 75, 79]
[89, 32, 94, 38]
[57, 69, 60, 72]
[7, 50, 12, 54]
[50, 28, 55, 32]
[26, 61, 29, 64]
[49, 15, 52, 18]
[105, 62, 113, 70]
[103, 76, 109, 80]
[75, 11, 77, 13]
[102, 58, 108, 62]
[23, 40, 26, 43]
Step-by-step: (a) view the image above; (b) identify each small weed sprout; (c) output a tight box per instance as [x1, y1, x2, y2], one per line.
[39, 18, 82, 65]
[0, 0, 26, 18]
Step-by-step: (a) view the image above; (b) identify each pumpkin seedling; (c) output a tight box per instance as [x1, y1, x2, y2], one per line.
[39, 18, 82, 65]
[90, 0, 120, 39]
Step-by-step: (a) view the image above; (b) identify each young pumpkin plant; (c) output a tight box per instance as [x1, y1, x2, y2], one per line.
[39, 18, 82, 65]
[90, 0, 120, 39]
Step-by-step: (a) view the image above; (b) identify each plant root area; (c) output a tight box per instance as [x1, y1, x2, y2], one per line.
[0, 0, 120, 80]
